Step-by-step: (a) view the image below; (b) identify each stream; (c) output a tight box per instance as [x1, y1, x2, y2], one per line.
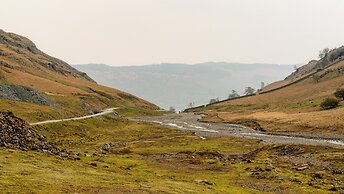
[131, 113, 344, 148]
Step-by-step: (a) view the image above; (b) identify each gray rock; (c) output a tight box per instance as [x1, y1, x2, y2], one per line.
[0, 112, 68, 156]
[0, 84, 54, 106]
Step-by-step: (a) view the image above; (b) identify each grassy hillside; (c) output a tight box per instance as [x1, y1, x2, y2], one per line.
[198, 57, 344, 136]
[0, 29, 159, 121]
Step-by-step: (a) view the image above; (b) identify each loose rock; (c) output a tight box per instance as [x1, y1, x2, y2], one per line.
[0, 112, 67, 156]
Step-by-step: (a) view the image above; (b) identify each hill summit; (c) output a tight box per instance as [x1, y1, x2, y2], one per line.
[0, 29, 158, 121]
[264, 46, 344, 92]
[0, 29, 94, 82]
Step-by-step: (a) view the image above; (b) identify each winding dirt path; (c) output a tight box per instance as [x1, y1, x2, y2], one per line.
[132, 113, 344, 148]
[30, 108, 119, 126]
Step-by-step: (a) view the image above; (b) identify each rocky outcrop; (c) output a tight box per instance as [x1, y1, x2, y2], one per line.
[285, 46, 344, 82]
[0, 112, 67, 155]
[316, 46, 344, 70]
[285, 60, 318, 81]
[0, 84, 54, 106]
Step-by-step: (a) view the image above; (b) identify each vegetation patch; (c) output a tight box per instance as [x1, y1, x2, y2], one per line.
[0, 115, 342, 193]
[334, 88, 344, 100]
[320, 98, 339, 110]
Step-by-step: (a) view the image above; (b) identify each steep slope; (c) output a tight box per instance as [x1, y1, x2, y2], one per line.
[0, 29, 94, 82]
[0, 29, 159, 121]
[196, 56, 344, 136]
[262, 60, 318, 92]
[74, 63, 293, 110]
[263, 46, 344, 92]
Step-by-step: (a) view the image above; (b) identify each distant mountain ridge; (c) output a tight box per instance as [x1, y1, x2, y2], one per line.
[74, 62, 294, 110]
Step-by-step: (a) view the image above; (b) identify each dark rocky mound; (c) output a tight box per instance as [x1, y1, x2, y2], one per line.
[0, 112, 68, 156]
[0, 84, 54, 106]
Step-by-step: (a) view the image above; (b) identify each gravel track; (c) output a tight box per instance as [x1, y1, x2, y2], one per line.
[30, 108, 118, 126]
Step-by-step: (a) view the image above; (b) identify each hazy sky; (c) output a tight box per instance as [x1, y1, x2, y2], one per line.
[1, 0, 344, 66]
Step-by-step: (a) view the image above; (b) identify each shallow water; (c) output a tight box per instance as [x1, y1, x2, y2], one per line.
[132, 113, 344, 148]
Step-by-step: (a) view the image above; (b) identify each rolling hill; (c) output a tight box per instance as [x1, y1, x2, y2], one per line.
[74, 63, 294, 110]
[0, 29, 159, 122]
[196, 47, 344, 136]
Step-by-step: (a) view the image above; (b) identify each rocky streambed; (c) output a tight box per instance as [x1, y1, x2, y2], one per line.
[131, 113, 344, 148]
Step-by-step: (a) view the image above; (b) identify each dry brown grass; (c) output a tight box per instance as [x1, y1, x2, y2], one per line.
[262, 60, 318, 92]
[203, 60, 344, 135]
[203, 107, 344, 135]
[0, 68, 88, 94]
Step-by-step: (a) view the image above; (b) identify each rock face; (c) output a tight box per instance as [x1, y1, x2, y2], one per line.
[0, 84, 54, 106]
[0, 112, 62, 155]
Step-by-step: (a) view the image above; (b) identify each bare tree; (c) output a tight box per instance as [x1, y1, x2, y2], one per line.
[209, 98, 219, 104]
[293, 65, 298, 71]
[169, 106, 176, 113]
[244, 87, 255, 96]
[228, 90, 240, 99]
[187, 102, 195, 108]
[319, 48, 330, 59]
[313, 74, 320, 83]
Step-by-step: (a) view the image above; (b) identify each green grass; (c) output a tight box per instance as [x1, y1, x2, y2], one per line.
[1, 115, 342, 193]
[117, 107, 165, 117]
[0, 99, 79, 122]
[205, 103, 270, 113]
[285, 99, 321, 110]
[0, 92, 160, 123]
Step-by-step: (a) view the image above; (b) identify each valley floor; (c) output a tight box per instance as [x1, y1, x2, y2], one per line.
[200, 108, 344, 137]
[0, 115, 343, 193]
[132, 113, 344, 147]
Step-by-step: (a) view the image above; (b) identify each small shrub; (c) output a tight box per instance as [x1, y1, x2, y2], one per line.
[209, 98, 219, 104]
[334, 88, 344, 100]
[320, 98, 339, 110]
[169, 106, 176, 113]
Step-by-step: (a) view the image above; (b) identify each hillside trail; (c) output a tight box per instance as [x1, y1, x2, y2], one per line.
[131, 113, 344, 148]
[29, 108, 119, 126]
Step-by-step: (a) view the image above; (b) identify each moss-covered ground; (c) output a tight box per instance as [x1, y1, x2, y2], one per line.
[0, 115, 343, 193]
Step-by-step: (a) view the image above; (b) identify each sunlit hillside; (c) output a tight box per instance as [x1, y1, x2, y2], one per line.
[0, 29, 159, 121]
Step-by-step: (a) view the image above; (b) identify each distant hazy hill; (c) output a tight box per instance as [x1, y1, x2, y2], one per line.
[74, 63, 294, 110]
